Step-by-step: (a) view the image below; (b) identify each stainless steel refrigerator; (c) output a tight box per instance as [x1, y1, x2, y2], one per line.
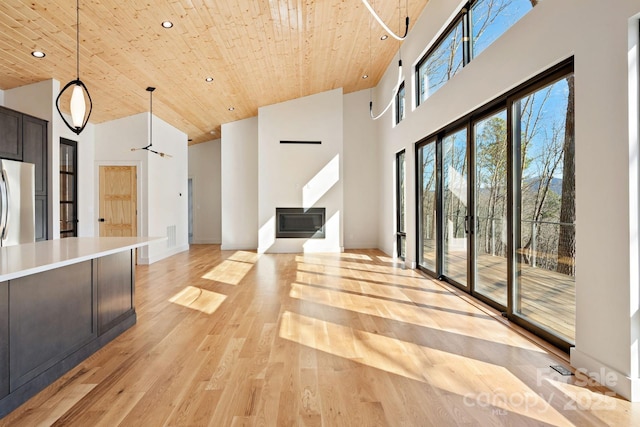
[0, 159, 35, 246]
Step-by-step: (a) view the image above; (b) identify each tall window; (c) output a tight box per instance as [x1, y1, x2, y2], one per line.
[396, 150, 406, 259]
[417, 0, 536, 105]
[396, 82, 406, 124]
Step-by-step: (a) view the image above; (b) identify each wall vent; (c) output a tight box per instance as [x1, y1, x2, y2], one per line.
[279, 140, 321, 145]
[167, 225, 176, 247]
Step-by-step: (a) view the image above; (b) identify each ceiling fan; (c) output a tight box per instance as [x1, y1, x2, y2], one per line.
[131, 87, 172, 158]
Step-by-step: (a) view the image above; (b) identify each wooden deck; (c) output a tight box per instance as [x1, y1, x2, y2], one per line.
[443, 251, 575, 341]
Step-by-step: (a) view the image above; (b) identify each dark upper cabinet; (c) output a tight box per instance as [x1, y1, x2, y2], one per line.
[22, 115, 47, 196]
[0, 107, 22, 161]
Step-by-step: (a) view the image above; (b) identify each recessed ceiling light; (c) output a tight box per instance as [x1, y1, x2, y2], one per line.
[380, 34, 389, 40]
[205, 77, 213, 82]
[228, 107, 235, 111]
[161, 21, 173, 29]
[362, 74, 369, 79]
[31, 51, 45, 58]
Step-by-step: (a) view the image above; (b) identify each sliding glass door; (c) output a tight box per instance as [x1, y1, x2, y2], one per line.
[442, 128, 468, 288]
[415, 61, 575, 350]
[512, 74, 576, 343]
[418, 141, 437, 271]
[473, 110, 508, 306]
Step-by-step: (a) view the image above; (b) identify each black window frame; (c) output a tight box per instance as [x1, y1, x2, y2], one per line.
[395, 81, 406, 125]
[415, 0, 536, 107]
[396, 150, 406, 260]
[415, 11, 467, 106]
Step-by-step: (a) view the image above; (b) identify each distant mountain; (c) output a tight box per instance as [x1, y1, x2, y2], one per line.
[524, 177, 563, 195]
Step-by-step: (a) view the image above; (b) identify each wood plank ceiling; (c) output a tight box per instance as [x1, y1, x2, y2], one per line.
[0, 0, 428, 145]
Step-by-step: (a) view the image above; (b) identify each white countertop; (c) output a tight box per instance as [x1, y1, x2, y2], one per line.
[0, 237, 164, 282]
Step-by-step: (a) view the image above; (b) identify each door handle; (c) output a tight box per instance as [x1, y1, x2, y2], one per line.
[464, 215, 469, 234]
[98, 218, 105, 222]
[0, 169, 8, 241]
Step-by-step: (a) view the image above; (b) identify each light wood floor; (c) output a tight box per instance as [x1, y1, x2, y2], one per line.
[1, 245, 638, 426]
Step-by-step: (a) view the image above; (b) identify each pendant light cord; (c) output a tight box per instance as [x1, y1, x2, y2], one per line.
[76, 0, 80, 79]
[149, 89, 153, 148]
[368, 0, 405, 120]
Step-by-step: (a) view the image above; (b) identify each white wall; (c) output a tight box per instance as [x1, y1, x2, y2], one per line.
[258, 88, 344, 253]
[0, 89, 4, 105]
[343, 90, 379, 249]
[95, 112, 188, 263]
[221, 117, 258, 250]
[188, 139, 221, 244]
[3, 79, 96, 239]
[148, 114, 189, 262]
[374, 0, 640, 400]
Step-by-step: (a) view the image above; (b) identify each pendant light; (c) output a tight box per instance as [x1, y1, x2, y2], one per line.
[56, 0, 92, 135]
[369, 59, 403, 120]
[361, 0, 409, 41]
[131, 87, 172, 158]
[368, 0, 407, 120]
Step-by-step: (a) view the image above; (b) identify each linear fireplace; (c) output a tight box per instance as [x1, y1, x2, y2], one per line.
[275, 208, 325, 238]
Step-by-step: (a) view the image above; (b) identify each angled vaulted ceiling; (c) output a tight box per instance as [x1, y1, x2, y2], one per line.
[0, 0, 428, 144]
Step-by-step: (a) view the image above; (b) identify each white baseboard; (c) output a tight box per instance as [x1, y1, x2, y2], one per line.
[571, 347, 640, 401]
[138, 244, 189, 265]
[221, 244, 258, 251]
[192, 238, 221, 244]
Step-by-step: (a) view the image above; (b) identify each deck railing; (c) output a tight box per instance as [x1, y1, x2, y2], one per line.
[422, 214, 575, 277]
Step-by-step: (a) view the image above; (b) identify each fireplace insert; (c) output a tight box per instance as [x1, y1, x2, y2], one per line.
[275, 208, 325, 238]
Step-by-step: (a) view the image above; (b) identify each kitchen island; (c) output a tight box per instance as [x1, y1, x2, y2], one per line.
[0, 237, 162, 417]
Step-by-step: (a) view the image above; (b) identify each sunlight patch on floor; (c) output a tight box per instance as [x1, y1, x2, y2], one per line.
[169, 286, 226, 314]
[296, 261, 428, 289]
[298, 252, 373, 261]
[279, 310, 571, 426]
[289, 281, 505, 337]
[295, 256, 418, 277]
[295, 271, 413, 302]
[376, 255, 403, 264]
[543, 374, 622, 425]
[202, 251, 259, 285]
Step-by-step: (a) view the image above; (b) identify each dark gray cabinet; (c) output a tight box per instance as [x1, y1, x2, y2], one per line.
[9, 262, 95, 391]
[0, 106, 48, 241]
[22, 115, 47, 196]
[0, 250, 136, 416]
[0, 108, 22, 161]
[97, 251, 134, 335]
